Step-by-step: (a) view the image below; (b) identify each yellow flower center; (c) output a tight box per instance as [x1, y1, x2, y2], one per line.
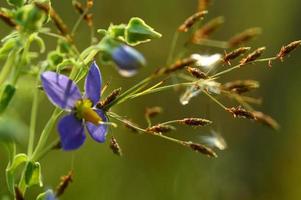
[75, 99, 102, 125]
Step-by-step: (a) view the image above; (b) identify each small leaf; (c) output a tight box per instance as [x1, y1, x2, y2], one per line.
[0, 38, 18, 60]
[108, 24, 126, 39]
[6, 154, 28, 193]
[0, 84, 16, 114]
[25, 161, 43, 187]
[125, 17, 161, 46]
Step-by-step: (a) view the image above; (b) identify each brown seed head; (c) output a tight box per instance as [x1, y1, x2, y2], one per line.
[97, 88, 122, 110]
[145, 106, 163, 118]
[186, 67, 208, 79]
[198, 0, 212, 12]
[179, 118, 212, 127]
[222, 80, 259, 94]
[87, 0, 94, 8]
[110, 136, 122, 156]
[191, 16, 225, 43]
[146, 124, 175, 133]
[55, 171, 73, 197]
[228, 27, 262, 47]
[252, 111, 280, 130]
[178, 11, 208, 32]
[240, 47, 266, 65]
[226, 106, 256, 120]
[186, 141, 217, 157]
[277, 40, 301, 61]
[222, 47, 251, 65]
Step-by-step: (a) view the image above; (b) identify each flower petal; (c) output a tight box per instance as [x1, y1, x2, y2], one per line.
[85, 61, 102, 105]
[85, 109, 108, 143]
[57, 114, 86, 150]
[112, 45, 146, 77]
[41, 72, 82, 110]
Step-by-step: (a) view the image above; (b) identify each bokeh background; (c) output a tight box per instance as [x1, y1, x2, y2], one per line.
[1, 0, 301, 199]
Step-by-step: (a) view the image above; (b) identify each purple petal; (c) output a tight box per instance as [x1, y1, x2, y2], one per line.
[58, 114, 86, 150]
[85, 109, 108, 143]
[112, 45, 146, 77]
[41, 72, 82, 110]
[85, 61, 102, 105]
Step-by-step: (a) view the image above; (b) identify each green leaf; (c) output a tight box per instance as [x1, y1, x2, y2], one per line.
[7, 0, 25, 7]
[36, 189, 56, 200]
[125, 17, 161, 46]
[0, 84, 16, 114]
[24, 161, 43, 187]
[0, 38, 18, 60]
[108, 24, 126, 39]
[6, 153, 28, 193]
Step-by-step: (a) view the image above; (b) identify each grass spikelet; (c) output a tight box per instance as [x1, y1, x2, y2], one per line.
[252, 111, 280, 130]
[55, 171, 73, 197]
[0, 11, 17, 28]
[228, 27, 262, 47]
[222, 80, 259, 94]
[146, 124, 175, 133]
[145, 106, 163, 118]
[97, 88, 122, 110]
[222, 47, 251, 65]
[160, 57, 196, 74]
[191, 16, 225, 43]
[226, 106, 256, 120]
[110, 136, 123, 156]
[178, 118, 212, 127]
[185, 141, 217, 157]
[277, 40, 301, 61]
[198, 0, 212, 12]
[239, 47, 266, 65]
[186, 67, 208, 79]
[178, 11, 208, 33]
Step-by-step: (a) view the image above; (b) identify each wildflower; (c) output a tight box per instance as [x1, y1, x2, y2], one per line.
[41, 62, 109, 150]
[112, 45, 146, 77]
[190, 53, 221, 71]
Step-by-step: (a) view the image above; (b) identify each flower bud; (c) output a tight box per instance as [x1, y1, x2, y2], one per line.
[112, 45, 146, 77]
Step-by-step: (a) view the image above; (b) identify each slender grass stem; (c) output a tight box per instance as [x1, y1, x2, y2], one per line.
[203, 90, 227, 110]
[27, 76, 39, 157]
[211, 57, 277, 78]
[167, 32, 179, 65]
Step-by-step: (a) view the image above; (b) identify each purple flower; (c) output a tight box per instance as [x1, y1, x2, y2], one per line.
[112, 45, 146, 77]
[41, 62, 108, 150]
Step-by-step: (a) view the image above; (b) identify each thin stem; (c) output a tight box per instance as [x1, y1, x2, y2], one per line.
[166, 32, 179, 65]
[129, 81, 195, 99]
[203, 90, 227, 110]
[108, 112, 185, 146]
[35, 138, 60, 161]
[27, 76, 39, 157]
[0, 50, 16, 85]
[71, 7, 89, 35]
[211, 57, 277, 78]
[31, 109, 62, 161]
[194, 39, 229, 49]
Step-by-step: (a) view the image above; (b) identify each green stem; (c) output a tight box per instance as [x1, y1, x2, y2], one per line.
[166, 32, 179, 65]
[27, 76, 40, 157]
[0, 50, 16, 85]
[211, 57, 277, 78]
[203, 90, 227, 110]
[35, 138, 60, 161]
[31, 109, 62, 161]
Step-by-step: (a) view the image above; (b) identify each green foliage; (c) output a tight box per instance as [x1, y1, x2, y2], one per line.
[24, 161, 43, 187]
[6, 154, 28, 193]
[0, 84, 16, 114]
[7, 0, 25, 7]
[125, 17, 162, 46]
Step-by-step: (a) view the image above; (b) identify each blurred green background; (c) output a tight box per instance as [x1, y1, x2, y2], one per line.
[1, 0, 301, 199]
